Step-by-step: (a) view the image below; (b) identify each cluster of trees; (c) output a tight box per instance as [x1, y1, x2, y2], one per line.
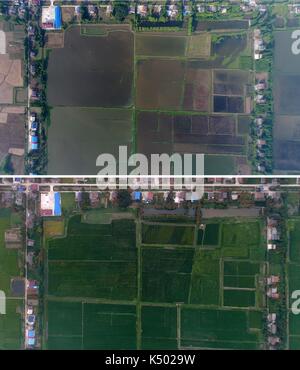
[79, 2, 129, 23]
[113, 2, 129, 22]
[2, 154, 14, 175]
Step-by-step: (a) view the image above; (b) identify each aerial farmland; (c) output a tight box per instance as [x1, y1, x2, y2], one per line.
[42, 185, 269, 350]
[16, 0, 270, 176]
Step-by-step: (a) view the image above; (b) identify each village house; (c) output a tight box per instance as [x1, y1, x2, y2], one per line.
[268, 313, 277, 323]
[257, 165, 266, 173]
[290, 4, 300, 15]
[267, 243, 277, 251]
[255, 80, 267, 91]
[267, 287, 280, 300]
[254, 191, 265, 201]
[268, 322, 277, 335]
[152, 4, 162, 16]
[174, 191, 185, 204]
[257, 139, 266, 149]
[266, 275, 280, 285]
[268, 336, 281, 346]
[253, 29, 265, 60]
[137, 4, 148, 17]
[231, 192, 239, 201]
[255, 117, 264, 127]
[167, 4, 179, 19]
[142, 191, 154, 204]
[255, 94, 266, 104]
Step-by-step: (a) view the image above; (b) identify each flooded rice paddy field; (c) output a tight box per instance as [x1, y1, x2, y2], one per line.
[195, 20, 249, 32]
[135, 34, 187, 57]
[136, 111, 250, 175]
[47, 25, 252, 175]
[274, 31, 300, 172]
[47, 26, 134, 107]
[47, 107, 132, 175]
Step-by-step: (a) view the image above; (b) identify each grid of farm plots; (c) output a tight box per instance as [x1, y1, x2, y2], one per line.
[45, 24, 253, 175]
[44, 195, 267, 350]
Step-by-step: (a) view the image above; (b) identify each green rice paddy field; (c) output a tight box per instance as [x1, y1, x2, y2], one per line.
[45, 211, 266, 349]
[0, 208, 24, 350]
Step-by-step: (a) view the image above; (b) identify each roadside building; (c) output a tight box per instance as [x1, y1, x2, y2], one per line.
[42, 3, 62, 30]
[40, 192, 62, 217]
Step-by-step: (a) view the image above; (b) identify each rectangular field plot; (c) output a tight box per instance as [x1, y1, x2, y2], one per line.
[189, 250, 220, 305]
[47, 25, 133, 107]
[180, 308, 263, 349]
[289, 312, 300, 336]
[197, 223, 220, 246]
[221, 221, 262, 259]
[141, 306, 178, 349]
[136, 34, 187, 57]
[83, 303, 136, 349]
[274, 31, 300, 172]
[223, 289, 256, 308]
[213, 70, 249, 96]
[141, 247, 194, 303]
[213, 96, 244, 113]
[213, 70, 250, 113]
[187, 34, 211, 59]
[288, 260, 300, 348]
[136, 60, 212, 112]
[47, 107, 132, 175]
[141, 223, 195, 245]
[204, 155, 237, 175]
[47, 301, 137, 350]
[137, 111, 248, 175]
[223, 260, 260, 287]
[288, 219, 300, 263]
[288, 263, 300, 306]
[0, 299, 23, 350]
[196, 20, 249, 32]
[0, 208, 23, 295]
[290, 336, 300, 350]
[47, 215, 137, 300]
[136, 59, 185, 110]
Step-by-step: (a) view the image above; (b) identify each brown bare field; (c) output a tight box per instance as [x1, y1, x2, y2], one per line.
[10, 154, 24, 175]
[0, 54, 12, 75]
[187, 34, 211, 58]
[236, 157, 251, 175]
[137, 59, 213, 113]
[183, 68, 211, 112]
[0, 112, 8, 123]
[213, 69, 249, 96]
[0, 81, 13, 104]
[2, 106, 25, 114]
[6, 60, 23, 86]
[137, 111, 246, 159]
[0, 113, 25, 155]
[136, 59, 185, 110]
[45, 32, 64, 49]
[209, 115, 236, 135]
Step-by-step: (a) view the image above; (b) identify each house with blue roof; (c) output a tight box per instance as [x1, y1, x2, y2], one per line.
[133, 191, 142, 202]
